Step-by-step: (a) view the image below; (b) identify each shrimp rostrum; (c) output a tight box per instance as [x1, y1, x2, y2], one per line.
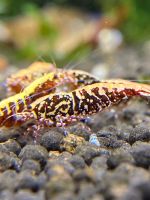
[2, 80, 150, 130]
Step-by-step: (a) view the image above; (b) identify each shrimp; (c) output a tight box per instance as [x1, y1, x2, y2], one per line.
[6, 62, 56, 96]
[0, 69, 99, 126]
[2, 80, 150, 128]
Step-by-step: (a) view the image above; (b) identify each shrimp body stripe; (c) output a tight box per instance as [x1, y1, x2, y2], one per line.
[0, 70, 99, 122]
[1, 80, 150, 128]
[6, 62, 55, 95]
[30, 81, 150, 126]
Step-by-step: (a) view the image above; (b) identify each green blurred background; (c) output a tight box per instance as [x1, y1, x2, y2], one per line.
[0, 0, 149, 65]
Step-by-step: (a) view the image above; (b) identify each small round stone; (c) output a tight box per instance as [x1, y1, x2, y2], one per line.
[45, 160, 75, 176]
[107, 151, 134, 169]
[91, 156, 108, 169]
[21, 159, 41, 174]
[65, 123, 92, 140]
[77, 182, 96, 200]
[75, 143, 102, 164]
[0, 144, 9, 153]
[0, 190, 13, 200]
[97, 136, 124, 149]
[57, 152, 72, 161]
[68, 155, 85, 169]
[50, 192, 75, 200]
[0, 129, 19, 143]
[45, 165, 74, 198]
[0, 152, 12, 172]
[129, 125, 150, 144]
[19, 145, 48, 166]
[0, 170, 17, 191]
[117, 127, 132, 142]
[132, 143, 150, 168]
[135, 181, 150, 200]
[73, 168, 94, 182]
[14, 190, 45, 200]
[14, 170, 46, 191]
[0, 151, 20, 172]
[41, 131, 63, 151]
[2, 139, 21, 155]
[121, 188, 142, 200]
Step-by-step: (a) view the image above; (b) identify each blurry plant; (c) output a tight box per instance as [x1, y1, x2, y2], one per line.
[0, 0, 149, 66]
[17, 42, 91, 67]
[100, 0, 150, 43]
[17, 41, 39, 59]
[121, 0, 150, 43]
[0, 0, 41, 17]
[60, 43, 92, 66]
[15, 9, 59, 60]
[39, 16, 59, 41]
[0, 0, 101, 17]
[1, 0, 149, 43]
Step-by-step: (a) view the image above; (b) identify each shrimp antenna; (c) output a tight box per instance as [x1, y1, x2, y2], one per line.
[65, 47, 101, 70]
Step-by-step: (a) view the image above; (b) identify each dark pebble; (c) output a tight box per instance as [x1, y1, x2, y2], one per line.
[51, 192, 76, 200]
[45, 160, 75, 176]
[97, 126, 129, 149]
[121, 188, 142, 200]
[45, 166, 74, 198]
[129, 125, 150, 144]
[0, 152, 12, 172]
[107, 151, 134, 169]
[132, 114, 150, 126]
[14, 170, 46, 191]
[45, 163, 70, 177]
[0, 129, 20, 143]
[56, 152, 72, 160]
[65, 123, 92, 140]
[91, 111, 117, 131]
[77, 182, 96, 200]
[15, 133, 32, 147]
[14, 190, 45, 200]
[58, 160, 75, 175]
[68, 155, 85, 169]
[0, 144, 9, 153]
[2, 139, 21, 155]
[135, 181, 150, 200]
[97, 136, 124, 149]
[97, 128, 118, 139]
[122, 108, 137, 121]
[0, 170, 17, 191]
[19, 145, 48, 166]
[97, 164, 140, 199]
[93, 167, 106, 184]
[73, 168, 94, 183]
[132, 143, 150, 168]
[41, 130, 63, 150]
[110, 163, 149, 185]
[90, 194, 104, 200]
[46, 179, 74, 199]
[21, 159, 41, 174]
[117, 127, 132, 142]
[75, 143, 101, 164]
[91, 156, 108, 170]
[0, 190, 13, 200]
[0, 151, 20, 172]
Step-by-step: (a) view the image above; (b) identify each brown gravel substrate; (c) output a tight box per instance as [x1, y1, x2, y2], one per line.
[0, 46, 150, 200]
